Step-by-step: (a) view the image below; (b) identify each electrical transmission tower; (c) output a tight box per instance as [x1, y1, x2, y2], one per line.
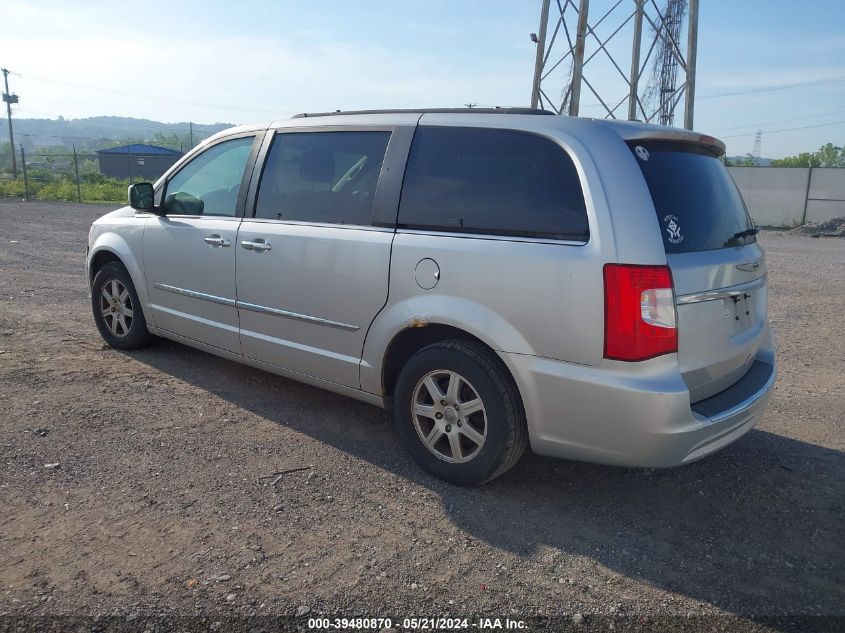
[530, 0, 699, 129]
[644, 0, 686, 126]
[751, 129, 762, 158]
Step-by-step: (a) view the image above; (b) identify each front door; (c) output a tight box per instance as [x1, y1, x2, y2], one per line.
[143, 134, 259, 353]
[235, 129, 396, 388]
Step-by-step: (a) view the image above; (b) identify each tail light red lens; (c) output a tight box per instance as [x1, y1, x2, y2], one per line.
[603, 264, 677, 361]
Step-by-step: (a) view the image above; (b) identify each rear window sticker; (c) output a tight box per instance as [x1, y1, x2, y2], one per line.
[664, 214, 684, 244]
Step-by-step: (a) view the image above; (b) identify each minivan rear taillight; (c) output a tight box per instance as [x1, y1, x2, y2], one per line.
[603, 264, 677, 361]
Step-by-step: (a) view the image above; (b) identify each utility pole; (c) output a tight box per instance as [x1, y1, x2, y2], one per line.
[189, 122, 193, 149]
[2, 68, 19, 178]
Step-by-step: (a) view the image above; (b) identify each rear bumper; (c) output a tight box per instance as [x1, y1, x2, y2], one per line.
[501, 343, 776, 468]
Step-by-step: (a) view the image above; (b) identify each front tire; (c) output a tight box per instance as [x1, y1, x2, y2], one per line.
[91, 261, 152, 350]
[393, 340, 528, 485]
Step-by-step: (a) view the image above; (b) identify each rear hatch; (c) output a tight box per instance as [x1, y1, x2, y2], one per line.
[630, 141, 768, 402]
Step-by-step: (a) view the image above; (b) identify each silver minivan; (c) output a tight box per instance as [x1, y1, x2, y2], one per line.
[87, 108, 775, 485]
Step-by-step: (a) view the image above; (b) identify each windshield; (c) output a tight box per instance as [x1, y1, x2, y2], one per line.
[631, 142, 755, 254]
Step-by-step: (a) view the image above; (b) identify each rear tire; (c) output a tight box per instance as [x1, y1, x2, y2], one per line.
[393, 340, 528, 486]
[91, 261, 153, 350]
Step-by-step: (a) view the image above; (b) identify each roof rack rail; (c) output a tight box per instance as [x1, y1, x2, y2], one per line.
[292, 107, 555, 118]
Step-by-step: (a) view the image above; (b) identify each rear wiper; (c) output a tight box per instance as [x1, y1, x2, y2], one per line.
[730, 227, 759, 240]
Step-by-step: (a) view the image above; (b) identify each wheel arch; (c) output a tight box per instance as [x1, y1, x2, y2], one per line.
[88, 233, 153, 324]
[361, 295, 535, 395]
[375, 322, 527, 425]
[381, 323, 488, 398]
[88, 248, 123, 287]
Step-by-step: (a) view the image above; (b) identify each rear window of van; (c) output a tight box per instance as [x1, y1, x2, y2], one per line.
[631, 142, 755, 254]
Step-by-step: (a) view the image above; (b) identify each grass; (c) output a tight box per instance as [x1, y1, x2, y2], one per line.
[0, 173, 144, 204]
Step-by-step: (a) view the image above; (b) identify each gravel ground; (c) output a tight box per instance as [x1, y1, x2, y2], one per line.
[0, 201, 843, 631]
[790, 217, 845, 238]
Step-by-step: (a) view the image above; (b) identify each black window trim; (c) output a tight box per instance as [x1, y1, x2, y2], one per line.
[395, 125, 591, 245]
[243, 125, 415, 230]
[395, 227, 589, 246]
[153, 130, 264, 220]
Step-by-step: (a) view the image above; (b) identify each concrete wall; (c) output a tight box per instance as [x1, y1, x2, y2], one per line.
[806, 168, 845, 223]
[728, 166, 845, 227]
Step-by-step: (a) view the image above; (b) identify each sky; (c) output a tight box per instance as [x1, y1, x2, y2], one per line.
[2, 0, 844, 158]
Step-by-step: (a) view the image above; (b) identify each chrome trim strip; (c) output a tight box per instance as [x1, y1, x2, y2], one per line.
[709, 363, 776, 423]
[152, 284, 359, 331]
[736, 260, 761, 272]
[153, 283, 236, 307]
[236, 301, 360, 332]
[676, 275, 767, 305]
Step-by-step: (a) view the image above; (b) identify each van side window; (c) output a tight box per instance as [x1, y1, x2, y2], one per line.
[254, 131, 391, 225]
[398, 126, 589, 241]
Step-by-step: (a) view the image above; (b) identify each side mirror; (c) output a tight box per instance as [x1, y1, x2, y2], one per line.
[128, 182, 155, 212]
[163, 191, 204, 216]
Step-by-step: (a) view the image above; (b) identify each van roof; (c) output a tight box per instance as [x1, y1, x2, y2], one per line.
[208, 110, 725, 156]
[292, 107, 555, 118]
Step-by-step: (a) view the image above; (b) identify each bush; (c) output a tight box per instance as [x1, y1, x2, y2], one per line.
[0, 173, 138, 204]
[35, 179, 79, 202]
[81, 180, 131, 202]
[0, 178, 28, 198]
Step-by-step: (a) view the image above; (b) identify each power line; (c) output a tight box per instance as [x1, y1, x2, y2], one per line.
[720, 119, 845, 139]
[579, 73, 845, 111]
[697, 74, 845, 100]
[710, 107, 845, 132]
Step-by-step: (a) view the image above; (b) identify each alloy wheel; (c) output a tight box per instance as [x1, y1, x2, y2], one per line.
[99, 278, 134, 338]
[411, 369, 487, 463]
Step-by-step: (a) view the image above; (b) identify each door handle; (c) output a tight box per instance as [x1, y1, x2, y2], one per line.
[241, 239, 272, 252]
[204, 235, 231, 247]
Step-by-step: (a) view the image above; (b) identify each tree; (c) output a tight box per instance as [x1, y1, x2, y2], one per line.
[813, 142, 845, 167]
[151, 132, 192, 152]
[724, 155, 757, 167]
[771, 143, 844, 168]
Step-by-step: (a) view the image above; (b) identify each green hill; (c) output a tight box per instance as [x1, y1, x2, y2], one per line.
[12, 116, 235, 152]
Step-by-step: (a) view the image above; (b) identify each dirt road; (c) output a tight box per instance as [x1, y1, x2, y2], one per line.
[0, 201, 842, 630]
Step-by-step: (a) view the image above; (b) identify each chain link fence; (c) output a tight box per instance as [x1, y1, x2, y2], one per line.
[0, 145, 182, 203]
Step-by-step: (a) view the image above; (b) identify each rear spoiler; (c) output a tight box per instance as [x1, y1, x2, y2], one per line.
[620, 129, 726, 157]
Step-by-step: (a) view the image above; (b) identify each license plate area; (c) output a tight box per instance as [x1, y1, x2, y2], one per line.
[725, 292, 755, 333]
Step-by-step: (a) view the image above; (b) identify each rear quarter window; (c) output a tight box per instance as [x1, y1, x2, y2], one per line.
[398, 126, 589, 241]
[631, 142, 755, 253]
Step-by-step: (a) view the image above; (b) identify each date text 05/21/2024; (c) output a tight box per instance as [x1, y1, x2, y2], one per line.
[306, 617, 528, 630]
